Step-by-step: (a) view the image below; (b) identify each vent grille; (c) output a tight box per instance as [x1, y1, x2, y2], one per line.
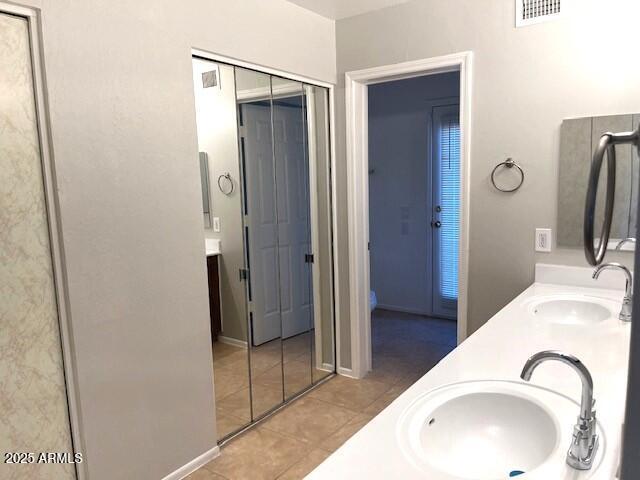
[202, 69, 218, 89]
[516, 0, 563, 27]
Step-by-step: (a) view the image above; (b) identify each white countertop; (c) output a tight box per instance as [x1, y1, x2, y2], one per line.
[309, 266, 631, 479]
[205, 238, 221, 257]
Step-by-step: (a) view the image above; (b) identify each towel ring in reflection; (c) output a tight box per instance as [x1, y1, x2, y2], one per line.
[490, 158, 524, 193]
[218, 173, 234, 195]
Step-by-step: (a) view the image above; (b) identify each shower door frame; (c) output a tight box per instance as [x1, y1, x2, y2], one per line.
[191, 48, 341, 378]
[0, 2, 86, 479]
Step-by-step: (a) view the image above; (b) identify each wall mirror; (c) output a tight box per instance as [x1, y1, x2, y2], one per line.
[557, 114, 639, 251]
[192, 57, 336, 443]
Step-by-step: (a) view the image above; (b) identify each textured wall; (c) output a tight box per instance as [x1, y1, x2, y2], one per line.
[0, 12, 74, 480]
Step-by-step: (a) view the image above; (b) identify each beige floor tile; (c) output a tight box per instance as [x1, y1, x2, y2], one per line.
[276, 448, 332, 480]
[215, 350, 251, 370]
[213, 365, 250, 401]
[217, 384, 284, 420]
[250, 346, 283, 376]
[282, 333, 311, 362]
[362, 384, 407, 416]
[283, 360, 313, 397]
[215, 360, 253, 385]
[216, 409, 249, 440]
[319, 413, 375, 452]
[185, 467, 228, 480]
[213, 342, 245, 360]
[251, 362, 285, 391]
[216, 394, 252, 424]
[205, 427, 311, 480]
[261, 396, 357, 445]
[307, 375, 391, 411]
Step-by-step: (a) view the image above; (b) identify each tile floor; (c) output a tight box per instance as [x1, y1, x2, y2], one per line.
[191, 310, 456, 480]
[214, 331, 333, 440]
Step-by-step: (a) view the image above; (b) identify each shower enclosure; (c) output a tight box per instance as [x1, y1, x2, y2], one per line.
[192, 56, 336, 442]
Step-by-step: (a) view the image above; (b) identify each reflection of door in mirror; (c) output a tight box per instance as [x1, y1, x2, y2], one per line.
[272, 78, 315, 398]
[192, 58, 252, 441]
[235, 67, 285, 419]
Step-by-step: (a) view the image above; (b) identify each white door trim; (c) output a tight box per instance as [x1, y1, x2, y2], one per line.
[345, 52, 473, 379]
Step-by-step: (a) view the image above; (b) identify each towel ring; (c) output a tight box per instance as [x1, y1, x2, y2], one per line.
[491, 158, 524, 193]
[217, 173, 234, 195]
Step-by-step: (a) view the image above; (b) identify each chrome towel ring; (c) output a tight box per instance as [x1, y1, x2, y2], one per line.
[584, 126, 640, 266]
[218, 172, 234, 195]
[491, 158, 524, 192]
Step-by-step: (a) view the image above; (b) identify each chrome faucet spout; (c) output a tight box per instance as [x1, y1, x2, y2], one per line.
[615, 237, 636, 251]
[592, 262, 633, 322]
[520, 350, 598, 470]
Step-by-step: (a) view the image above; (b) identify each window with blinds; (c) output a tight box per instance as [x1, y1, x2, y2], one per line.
[438, 114, 460, 301]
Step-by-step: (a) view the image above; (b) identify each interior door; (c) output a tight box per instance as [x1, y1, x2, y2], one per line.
[240, 100, 282, 346]
[273, 91, 314, 340]
[431, 104, 460, 319]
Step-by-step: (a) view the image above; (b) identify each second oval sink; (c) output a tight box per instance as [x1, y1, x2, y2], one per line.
[527, 296, 612, 324]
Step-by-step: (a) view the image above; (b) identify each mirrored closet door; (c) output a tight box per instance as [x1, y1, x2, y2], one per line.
[192, 58, 335, 443]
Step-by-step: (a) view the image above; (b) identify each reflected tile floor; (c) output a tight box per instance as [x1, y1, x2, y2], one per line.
[193, 310, 456, 480]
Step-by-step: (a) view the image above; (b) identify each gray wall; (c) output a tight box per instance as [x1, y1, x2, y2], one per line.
[25, 0, 335, 479]
[369, 72, 459, 315]
[335, 0, 640, 368]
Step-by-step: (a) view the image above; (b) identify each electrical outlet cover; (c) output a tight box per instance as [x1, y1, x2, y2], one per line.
[535, 228, 552, 252]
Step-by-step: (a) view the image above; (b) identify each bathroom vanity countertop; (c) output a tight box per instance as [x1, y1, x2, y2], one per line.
[205, 238, 221, 256]
[309, 268, 631, 479]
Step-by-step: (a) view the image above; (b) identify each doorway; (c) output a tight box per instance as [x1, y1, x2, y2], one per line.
[367, 73, 460, 379]
[345, 52, 472, 379]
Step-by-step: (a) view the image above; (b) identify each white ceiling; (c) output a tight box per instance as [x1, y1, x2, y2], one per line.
[285, 0, 414, 20]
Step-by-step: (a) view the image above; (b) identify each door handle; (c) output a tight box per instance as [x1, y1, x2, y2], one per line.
[431, 220, 441, 228]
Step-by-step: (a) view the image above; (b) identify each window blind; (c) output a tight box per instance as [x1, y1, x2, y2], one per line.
[438, 114, 460, 301]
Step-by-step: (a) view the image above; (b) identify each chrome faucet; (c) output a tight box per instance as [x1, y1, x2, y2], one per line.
[615, 237, 636, 251]
[520, 351, 598, 470]
[592, 262, 633, 322]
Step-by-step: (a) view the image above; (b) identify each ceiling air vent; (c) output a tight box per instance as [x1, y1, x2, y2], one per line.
[516, 0, 563, 27]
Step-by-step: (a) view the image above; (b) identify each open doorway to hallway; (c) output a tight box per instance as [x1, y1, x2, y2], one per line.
[367, 71, 461, 381]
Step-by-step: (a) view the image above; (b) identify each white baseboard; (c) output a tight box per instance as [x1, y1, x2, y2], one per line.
[337, 366, 359, 379]
[162, 445, 220, 480]
[318, 362, 334, 372]
[375, 304, 430, 316]
[218, 335, 247, 348]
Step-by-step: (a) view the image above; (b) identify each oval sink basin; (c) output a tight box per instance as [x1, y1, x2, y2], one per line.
[527, 296, 612, 324]
[397, 381, 604, 479]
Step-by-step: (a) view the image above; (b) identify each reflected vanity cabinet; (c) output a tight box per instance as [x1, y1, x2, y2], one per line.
[206, 254, 222, 341]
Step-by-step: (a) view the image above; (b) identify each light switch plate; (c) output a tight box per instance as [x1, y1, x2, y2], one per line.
[213, 217, 221, 233]
[535, 228, 552, 252]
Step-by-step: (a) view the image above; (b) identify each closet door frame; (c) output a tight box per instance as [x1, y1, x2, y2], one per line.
[0, 3, 85, 479]
[191, 48, 341, 373]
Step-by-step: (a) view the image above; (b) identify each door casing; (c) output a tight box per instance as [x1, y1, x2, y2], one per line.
[345, 52, 473, 379]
